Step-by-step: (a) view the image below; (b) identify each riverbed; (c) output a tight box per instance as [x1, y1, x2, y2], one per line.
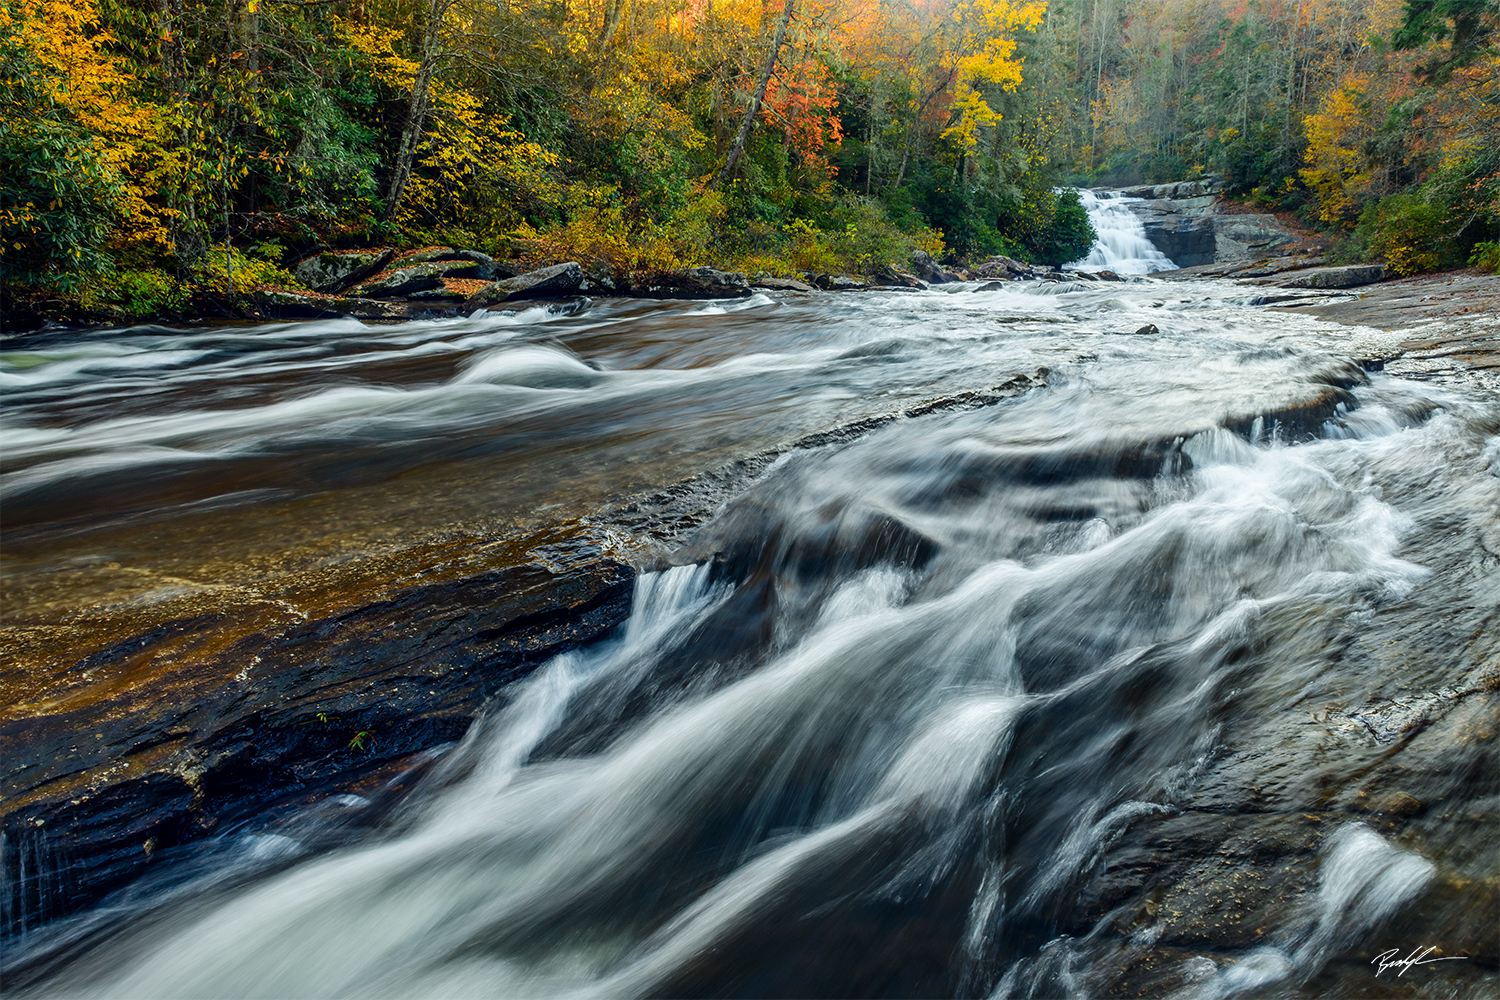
[3, 213, 1497, 997]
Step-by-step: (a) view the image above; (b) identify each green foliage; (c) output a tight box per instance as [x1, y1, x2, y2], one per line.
[1352, 191, 1462, 275]
[78, 268, 187, 320]
[0, 114, 122, 291]
[1469, 240, 1500, 271]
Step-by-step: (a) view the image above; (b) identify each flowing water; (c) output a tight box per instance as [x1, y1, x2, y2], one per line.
[1069, 191, 1177, 275]
[3, 208, 1498, 997]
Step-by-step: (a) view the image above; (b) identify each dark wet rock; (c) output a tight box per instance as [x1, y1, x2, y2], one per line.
[753, 276, 817, 293]
[631, 266, 752, 300]
[0, 529, 634, 937]
[463, 262, 586, 309]
[811, 274, 870, 291]
[973, 281, 1009, 292]
[348, 260, 481, 298]
[1096, 270, 1122, 281]
[910, 250, 962, 284]
[291, 249, 394, 293]
[1134, 324, 1159, 336]
[1075, 270, 1100, 281]
[247, 289, 409, 320]
[579, 260, 621, 295]
[869, 265, 927, 290]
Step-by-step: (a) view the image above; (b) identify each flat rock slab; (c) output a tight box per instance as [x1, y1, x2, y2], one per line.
[1275, 264, 1386, 289]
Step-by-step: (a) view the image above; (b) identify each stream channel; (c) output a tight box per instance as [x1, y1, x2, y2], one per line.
[2, 197, 1497, 998]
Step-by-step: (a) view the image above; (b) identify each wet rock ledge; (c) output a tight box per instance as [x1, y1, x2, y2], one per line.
[0, 527, 634, 937]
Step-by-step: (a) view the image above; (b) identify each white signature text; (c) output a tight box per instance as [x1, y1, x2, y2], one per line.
[1372, 946, 1467, 977]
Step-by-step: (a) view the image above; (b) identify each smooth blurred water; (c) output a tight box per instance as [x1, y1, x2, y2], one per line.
[3, 222, 1495, 997]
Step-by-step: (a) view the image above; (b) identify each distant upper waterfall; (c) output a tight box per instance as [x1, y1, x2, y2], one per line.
[1068, 190, 1177, 274]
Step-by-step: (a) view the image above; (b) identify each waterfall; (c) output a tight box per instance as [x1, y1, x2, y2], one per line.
[1069, 189, 1177, 274]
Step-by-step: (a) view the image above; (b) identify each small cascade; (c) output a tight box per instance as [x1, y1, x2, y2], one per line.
[1069, 189, 1177, 274]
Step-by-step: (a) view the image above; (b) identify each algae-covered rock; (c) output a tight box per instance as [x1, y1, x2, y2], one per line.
[291, 249, 394, 293]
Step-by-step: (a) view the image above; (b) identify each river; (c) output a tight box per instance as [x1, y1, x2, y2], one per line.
[2, 197, 1496, 997]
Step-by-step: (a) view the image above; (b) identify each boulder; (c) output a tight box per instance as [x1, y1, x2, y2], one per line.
[462, 262, 586, 309]
[631, 266, 752, 299]
[1133, 323, 1160, 335]
[248, 289, 410, 319]
[1073, 270, 1100, 281]
[1096, 270, 1123, 281]
[391, 246, 463, 266]
[1282, 264, 1386, 289]
[388, 247, 515, 280]
[811, 273, 870, 291]
[349, 260, 481, 298]
[910, 250, 962, 284]
[972, 281, 1009, 292]
[869, 265, 927, 289]
[291, 249, 394, 294]
[752, 276, 817, 293]
[977, 256, 1030, 279]
[579, 260, 622, 295]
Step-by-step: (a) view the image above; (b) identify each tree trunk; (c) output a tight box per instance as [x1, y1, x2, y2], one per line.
[711, 0, 795, 189]
[384, 0, 451, 220]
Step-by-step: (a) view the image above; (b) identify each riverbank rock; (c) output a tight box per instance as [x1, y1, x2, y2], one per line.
[753, 276, 817, 292]
[869, 265, 927, 289]
[631, 266, 752, 299]
[392, 247, 514, 281]
[348, 260, 481, 298]
[248, 288, 410, 319]
[0, 528, 635, 936]
[292, 249, 394, 293]
[910, 250, 963, 284]
[811, 274, 870, 291]
[463, 262, 586, 308]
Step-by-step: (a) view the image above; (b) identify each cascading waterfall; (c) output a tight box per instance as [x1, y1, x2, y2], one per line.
[1069, 189, 1178, 273]
[3, 268, 1494, 998]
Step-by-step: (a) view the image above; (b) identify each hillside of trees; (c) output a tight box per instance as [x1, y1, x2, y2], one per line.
[2, 0, 1496, 322]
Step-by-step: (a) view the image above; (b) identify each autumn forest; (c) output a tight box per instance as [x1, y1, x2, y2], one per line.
[2, 0, 1497, 321]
